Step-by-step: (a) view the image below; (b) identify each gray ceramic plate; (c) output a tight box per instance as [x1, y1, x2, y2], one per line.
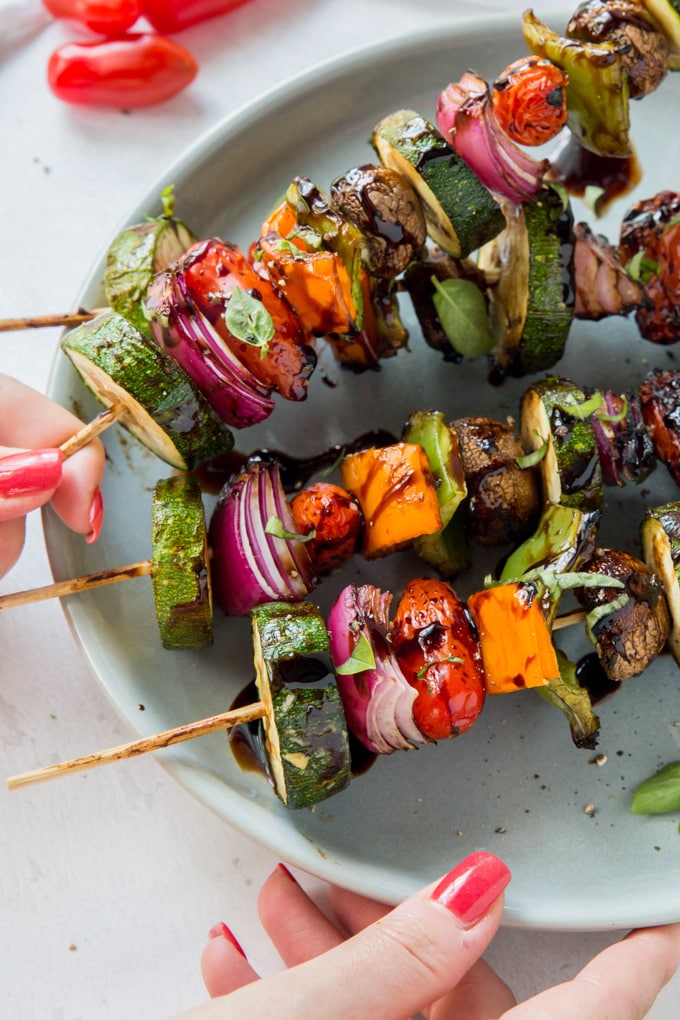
[46, 11, 680, 930]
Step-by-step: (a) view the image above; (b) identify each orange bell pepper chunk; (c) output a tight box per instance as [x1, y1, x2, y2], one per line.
[466, 582, 559, 695]
[259, 200, 315, 254]
[258, 243, 359, 336]
[339, 442, 442, 559]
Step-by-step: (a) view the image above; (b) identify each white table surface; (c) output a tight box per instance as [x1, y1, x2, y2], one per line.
[2, 1, 679, 1017]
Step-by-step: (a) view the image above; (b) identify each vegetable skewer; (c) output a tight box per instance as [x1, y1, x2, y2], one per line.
[8, 600, 352, 810]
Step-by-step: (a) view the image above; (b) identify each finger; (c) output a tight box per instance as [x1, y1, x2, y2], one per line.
[51, 451, 104, 539]
[503, 923, 680, 1020]
[430, 958, 516, 1020]
[0, 448, 63, 522]
[181, 851, 511, 1020]
[0, 517, 27, 578]
[328, 883, 391, 934]
[0, 375, 106, 537]
[0, 374, 90, 449]
[200, 922, 260, 999]
[258, 864, 346, 966]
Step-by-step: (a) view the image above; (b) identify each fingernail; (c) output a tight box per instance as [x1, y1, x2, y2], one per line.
[431, 851, 511, 928]
[276, 862, 297, 883]
[208, 922, 247, 959]
[86, 487, 103, 544]
[0, 448, 63, 498]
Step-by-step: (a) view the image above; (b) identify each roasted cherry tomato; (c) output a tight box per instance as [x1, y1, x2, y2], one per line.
[42, 0, 141, 35]
[492, 55, 568, 147]
[142, 0, 251, 33]
[181, 238, 316, 401]
[47, 34, 198, 108]
[290, 483, 363, 574]
[391, 578, 486, 741]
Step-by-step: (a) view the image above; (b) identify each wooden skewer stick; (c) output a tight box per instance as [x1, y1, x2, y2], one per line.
[6, 701, 267, 789]
[59, 404, 125, 460]
[0, 308, 106, 332]
[0, 560, 153, 611]
[552, 607, 586, 631]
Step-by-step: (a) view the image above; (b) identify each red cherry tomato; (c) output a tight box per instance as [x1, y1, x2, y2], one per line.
[391, 578, 486, 741]
[492, 54, 568, 147]
[181, 238, 316, 401]
[42, 0, 142, 35]
[290, 483, 363, 574]
[47, 34, 198, 108]
[142, 0, 251, 34]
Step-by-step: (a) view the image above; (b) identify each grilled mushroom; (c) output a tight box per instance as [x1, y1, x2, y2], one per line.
[567, 0, 670, 99]
[574, 547, 670, 681]
[452, 416, 540, 547]
[329, 164, 427, 279]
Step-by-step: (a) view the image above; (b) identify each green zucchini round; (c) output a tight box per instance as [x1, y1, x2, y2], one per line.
[105, 215, 196, 338]
[479, 188, 575, 378]
[520, 376, 603, 513]
[151, 476, 213, 651]
[251, 601, 351, 809]
[62, 310, 233, 471]
[371, 109, 504, 259]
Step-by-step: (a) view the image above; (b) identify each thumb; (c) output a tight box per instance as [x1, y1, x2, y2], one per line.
[182, 851, 510, 1020]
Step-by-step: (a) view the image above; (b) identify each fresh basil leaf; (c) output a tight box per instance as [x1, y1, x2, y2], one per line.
[554, 391, 603, 419]
[431, 276, 495, 358]
[335, 631, 376, 675]
[161, 184, 176, 220]
[631, 761, 680, 815]
[416, 656, 464, 679]
[224, 285, 275, 355]
[595, 394, 628, 424]
[516, 438, 547, 469]
[584, 184, 605, 216]
[264, 516, 315, 542]
[626, 251, 659, 284]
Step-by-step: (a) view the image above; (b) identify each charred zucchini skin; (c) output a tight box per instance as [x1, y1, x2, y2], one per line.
[520, 190, 575, 376]
[641, 503, 680, 662]
[371, 110, 504, 258]
[521, 377, 603, 513]
[105, 217, 196, 338]
[151, 476, 213, 650]
[251, 601, 351, 809]
[62, 311, 233, 471]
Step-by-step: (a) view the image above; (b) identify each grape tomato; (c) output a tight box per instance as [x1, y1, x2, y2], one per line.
[142, 0, 252, 34]
[42, 0, 142, 36]
[47, 33, 198, 108]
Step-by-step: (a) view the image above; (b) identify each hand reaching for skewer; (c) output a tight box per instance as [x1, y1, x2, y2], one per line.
[0, 374, 106, 578]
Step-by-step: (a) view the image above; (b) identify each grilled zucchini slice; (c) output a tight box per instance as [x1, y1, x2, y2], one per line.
[479, 188, 575, 378]
[151, 476, 213, 650]
[371, 109, 504, 258]
[251, 601, 351, 809]
[62, 311, 233, 471]
[520, 376, 603, 513]
[641, 502, 680, 662]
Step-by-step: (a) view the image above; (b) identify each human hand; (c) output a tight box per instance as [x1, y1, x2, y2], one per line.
[179, 852, 680, 1020]
[0, 374, 105, 578]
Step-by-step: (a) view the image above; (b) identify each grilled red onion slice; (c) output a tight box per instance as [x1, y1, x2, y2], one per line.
[145, 270, 275, 428]
[208, 461, 317, 616]
[327, 583, 424, 754]
[590, 390, 656, 487]
[436, 71, 548, 205]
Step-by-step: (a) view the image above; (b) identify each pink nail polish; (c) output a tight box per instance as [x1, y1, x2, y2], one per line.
[276, 862, 297, 883]
[86, 487, 103, 544]
[431, 852, 511, 928]
[0, 448, 63, 499]
[208, 921, 247, 958]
